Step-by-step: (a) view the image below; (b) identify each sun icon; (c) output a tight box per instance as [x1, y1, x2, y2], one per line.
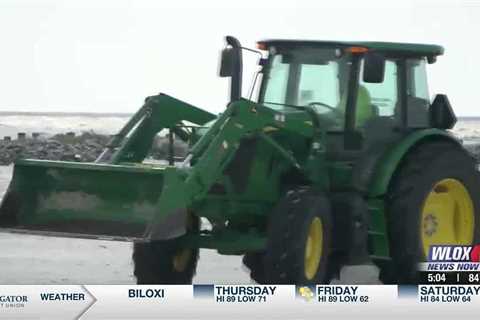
[298, 286, 314, 302]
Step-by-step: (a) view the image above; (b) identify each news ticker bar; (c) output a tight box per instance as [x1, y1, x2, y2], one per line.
[0, 284, 479, 319]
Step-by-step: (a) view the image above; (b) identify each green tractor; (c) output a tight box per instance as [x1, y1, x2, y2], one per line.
[0, 36, 478, 284]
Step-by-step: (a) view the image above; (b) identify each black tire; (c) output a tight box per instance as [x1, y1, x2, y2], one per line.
[386, 141, 480, 284]
[263, 188, 333, 284]
[132, 215, 200, 284]
[242, 251, 266, 284]
[243, 250, 340, 284]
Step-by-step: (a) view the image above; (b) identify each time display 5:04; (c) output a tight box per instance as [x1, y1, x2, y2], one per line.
[420, 272, 480, 284]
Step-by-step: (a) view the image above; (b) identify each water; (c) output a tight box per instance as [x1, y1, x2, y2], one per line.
[453, 117, 480, 144]
[0, 112, 131, 138]
[0, 112, 478, 143]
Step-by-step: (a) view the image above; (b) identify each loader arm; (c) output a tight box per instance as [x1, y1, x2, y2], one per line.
[145, 98, 317, 239]
[186, 99, 316, 200]
[0, 94, 218, 241]
[0, 96, 316, 242]
[98, 93, 216, 164]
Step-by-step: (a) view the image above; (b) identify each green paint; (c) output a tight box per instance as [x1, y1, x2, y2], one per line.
[367, 198, 389, 257]
[368, 129, 460, 197]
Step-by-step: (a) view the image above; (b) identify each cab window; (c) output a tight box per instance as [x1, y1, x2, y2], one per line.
[297, 63, 340, 108]
[406, 58, 430, 127]
[262, 55, 290, 105]
[359, 60, 398, 118]
[260, 47, 350, 130]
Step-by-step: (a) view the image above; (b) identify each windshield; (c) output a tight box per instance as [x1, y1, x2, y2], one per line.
[259, 47, 350, 129]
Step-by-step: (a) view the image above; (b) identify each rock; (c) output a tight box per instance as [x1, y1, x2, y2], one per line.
[0, 130, 189, 165]
[17, 132, 26, 141]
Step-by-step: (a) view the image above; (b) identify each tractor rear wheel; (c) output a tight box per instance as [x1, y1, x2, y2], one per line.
[132, 214, 199, 284]
[262, 188, 333, 284]
[387, 141, 480, 283]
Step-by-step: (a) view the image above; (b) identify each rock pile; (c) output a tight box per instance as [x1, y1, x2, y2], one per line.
[1, 129, 480, 166]
[0, 131, 109, 165]
[0, 131, 189, 165]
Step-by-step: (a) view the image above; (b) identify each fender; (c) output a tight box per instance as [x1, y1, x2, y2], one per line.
[367, 128, 462, 197]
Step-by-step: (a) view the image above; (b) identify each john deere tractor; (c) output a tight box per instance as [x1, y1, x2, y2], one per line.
[0, 36, 478, 284]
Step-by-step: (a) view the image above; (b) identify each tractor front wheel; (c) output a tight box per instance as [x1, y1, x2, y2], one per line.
[132, 215, 200, 284]
[262, 189, 333, 284]
[242, 251, 266, 283]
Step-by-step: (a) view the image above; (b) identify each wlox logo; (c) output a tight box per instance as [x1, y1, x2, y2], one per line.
[428, 244, 480, 262]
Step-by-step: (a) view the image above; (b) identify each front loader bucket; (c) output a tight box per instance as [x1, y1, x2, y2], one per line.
[0, 159, 177, 241]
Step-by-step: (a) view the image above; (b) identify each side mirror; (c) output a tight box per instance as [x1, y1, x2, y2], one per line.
[363, 52, 385, 83]
[219, 36, 243, 102]
[429, 94, 457, 129]
[219, 48, 236, 77]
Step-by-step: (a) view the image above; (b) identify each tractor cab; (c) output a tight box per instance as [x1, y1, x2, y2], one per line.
[222, 38, 455, 156]
[257, 40, 455, 151]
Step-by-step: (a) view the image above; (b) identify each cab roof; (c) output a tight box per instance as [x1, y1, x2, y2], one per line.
[257, 39, 444, 59]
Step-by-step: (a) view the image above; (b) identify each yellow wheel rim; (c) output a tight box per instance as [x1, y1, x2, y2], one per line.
[421, 178, 475, 257]
[172, 249, 191, 272]
[304, 217, 323, 280]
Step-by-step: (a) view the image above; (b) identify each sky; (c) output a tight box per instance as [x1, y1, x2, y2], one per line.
[1, 0, 479, 116]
